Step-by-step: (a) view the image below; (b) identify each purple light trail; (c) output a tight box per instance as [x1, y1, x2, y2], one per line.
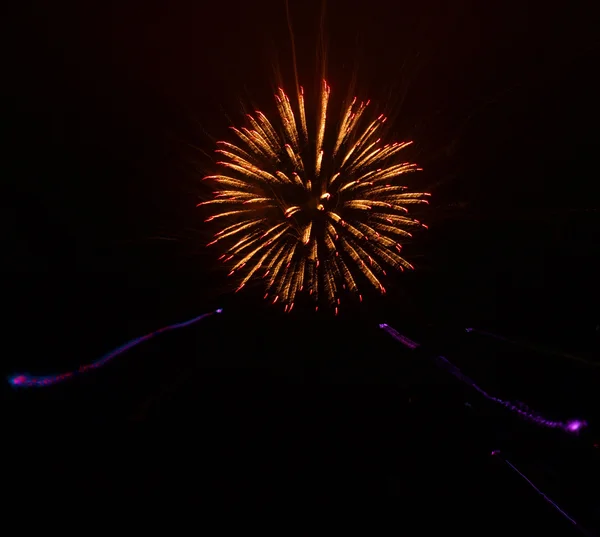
[465, 327, 600, 367]
[8, 308, 223, 388]
[379, 323, 420, 349]
[380, 323, 588, 434]
[491, 451, 596, 536]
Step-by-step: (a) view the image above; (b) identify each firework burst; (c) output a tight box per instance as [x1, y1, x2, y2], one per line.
[200, 80, 430, 313]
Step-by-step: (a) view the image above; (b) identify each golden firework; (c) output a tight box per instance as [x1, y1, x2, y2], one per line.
[200, 80, 430, 313]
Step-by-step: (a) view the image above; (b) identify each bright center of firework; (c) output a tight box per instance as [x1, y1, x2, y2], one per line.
[307, 192, 330, 213]
[202, 81, 431, 312]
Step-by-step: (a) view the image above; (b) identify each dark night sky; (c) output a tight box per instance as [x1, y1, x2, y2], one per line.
[3, 0, 600, 532]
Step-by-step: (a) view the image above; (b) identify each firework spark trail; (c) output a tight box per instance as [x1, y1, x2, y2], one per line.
[379, 323, 420, 349]
[465, 327, 600, 367]
[490, 451, 596, 537]
[379, 324, 588, 434]
[202, 82, 430, 312]
[8, 309, 223, 388]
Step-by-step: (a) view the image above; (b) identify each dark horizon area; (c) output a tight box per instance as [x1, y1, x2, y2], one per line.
[3, 0, 600, 533]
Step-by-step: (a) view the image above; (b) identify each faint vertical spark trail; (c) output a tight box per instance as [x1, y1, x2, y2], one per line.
[379, 323, 588, 434]
[8, 309, 223, 388]
[285, 0, 301, 100]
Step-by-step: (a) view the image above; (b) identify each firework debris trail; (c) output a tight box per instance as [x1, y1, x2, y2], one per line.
[379, 323, 588, 434]
[381, 323, 596, 534]
[490, 450, 597, 537]
[8, 309, 223, 388]
[465, 327, 600, 367]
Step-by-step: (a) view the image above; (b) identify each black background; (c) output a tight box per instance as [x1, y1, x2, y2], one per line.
[3, 0, 600, 533]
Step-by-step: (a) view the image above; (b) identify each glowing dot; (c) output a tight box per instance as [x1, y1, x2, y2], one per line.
[9, 374, 27, 386]
[567, 420, 586, 432]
